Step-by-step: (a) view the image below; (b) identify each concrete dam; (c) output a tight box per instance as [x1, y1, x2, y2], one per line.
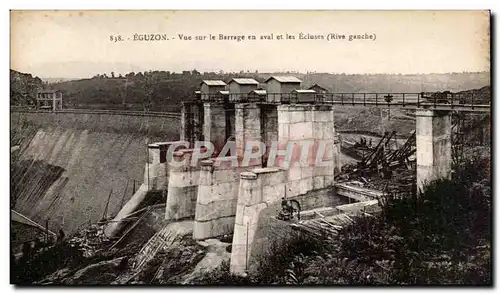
[10, 79, 489, 276]
[10, 110, 181, 234]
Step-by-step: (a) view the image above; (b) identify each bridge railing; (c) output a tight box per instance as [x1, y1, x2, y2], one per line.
[196, 91, 490, 111]
[10, 107, 182, 118]
[12, 91, 490, 114]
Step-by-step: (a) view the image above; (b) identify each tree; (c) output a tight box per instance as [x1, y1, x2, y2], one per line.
[119, 77, 129, 108]
[111, 72, 115, 79]
[143, 74, 158, 111]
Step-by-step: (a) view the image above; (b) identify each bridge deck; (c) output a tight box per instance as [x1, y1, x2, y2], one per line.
[198, 92, 491, 112]
[10, 108, 182, 118]
[12, 91, 491, 114]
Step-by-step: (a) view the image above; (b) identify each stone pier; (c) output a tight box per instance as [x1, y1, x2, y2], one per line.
[260, 105, 279, 166]
[230, 168, 286, 275]
[193, 159, 247, 240]
[165, 149, 200, 220]
[416, 109, 452, 190]
[235, 103, 262, 166]
[204, 103, 227, 153]
[230, 104, 340, 275]
[276, 104, 337, 191]
[180, 101, 204, 145]
[145, 142, 171, 191]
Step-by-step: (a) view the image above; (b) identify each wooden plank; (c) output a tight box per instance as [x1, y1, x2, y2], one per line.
[108, 205, 155, 250]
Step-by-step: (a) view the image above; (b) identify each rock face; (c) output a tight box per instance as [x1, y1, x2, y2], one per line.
[150, 240, 207, 284]
[127, 235, 232, 285]
[181, 239, 232, 284]
[133, 220, 194, 273]
[26, 218, 231, 285]
[63, 257, 127, 285]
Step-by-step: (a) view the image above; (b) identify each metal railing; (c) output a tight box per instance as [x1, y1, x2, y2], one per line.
[12, 91, 490, 115]
[196, 92, 490, 112]
[10, 107, 182, 118]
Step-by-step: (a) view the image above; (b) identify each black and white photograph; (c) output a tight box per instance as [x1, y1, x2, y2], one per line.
[8, 9, 492, 286]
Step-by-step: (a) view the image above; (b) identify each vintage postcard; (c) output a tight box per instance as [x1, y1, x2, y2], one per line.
[10, 10, 491, 286]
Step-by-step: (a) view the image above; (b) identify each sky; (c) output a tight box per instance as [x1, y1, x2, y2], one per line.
[10, 10, 490, 79]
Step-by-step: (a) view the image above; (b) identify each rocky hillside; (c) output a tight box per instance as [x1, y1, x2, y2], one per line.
[10, 70, 44, 107]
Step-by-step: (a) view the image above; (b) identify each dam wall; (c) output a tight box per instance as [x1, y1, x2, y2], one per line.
[10, 111, 180, 234]
[10, 110, 180, 138]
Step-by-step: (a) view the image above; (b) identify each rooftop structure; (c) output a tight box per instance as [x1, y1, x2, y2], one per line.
[308, 84, 329, 93]
[201, 80, 227, 86]
[264, 76, 302, 83]
[249, 89, 267, 96]
[247, 89, 267, 102]
[228, 78, 260, 102]
[292, 89, 316, 93]
[292, 89, 317, 103]
[229, 78, 259, 85]
[264, 76, 302, 103]
[200, 80, 227, 101]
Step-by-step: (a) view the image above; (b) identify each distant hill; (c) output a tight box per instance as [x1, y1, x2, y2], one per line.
[12, 70, 490, 111]
[297, 72, 490, 93]
[41, 77, 79, 84]
[456, 85, 491, 102]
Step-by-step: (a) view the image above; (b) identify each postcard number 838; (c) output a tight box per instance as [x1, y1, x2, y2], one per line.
[110, 35, 123, 42]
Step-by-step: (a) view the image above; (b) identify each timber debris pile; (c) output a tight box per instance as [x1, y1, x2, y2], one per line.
[290, 213, 355, 238]
[338, 130, 417, 193]
[67, 222, 113, 258]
